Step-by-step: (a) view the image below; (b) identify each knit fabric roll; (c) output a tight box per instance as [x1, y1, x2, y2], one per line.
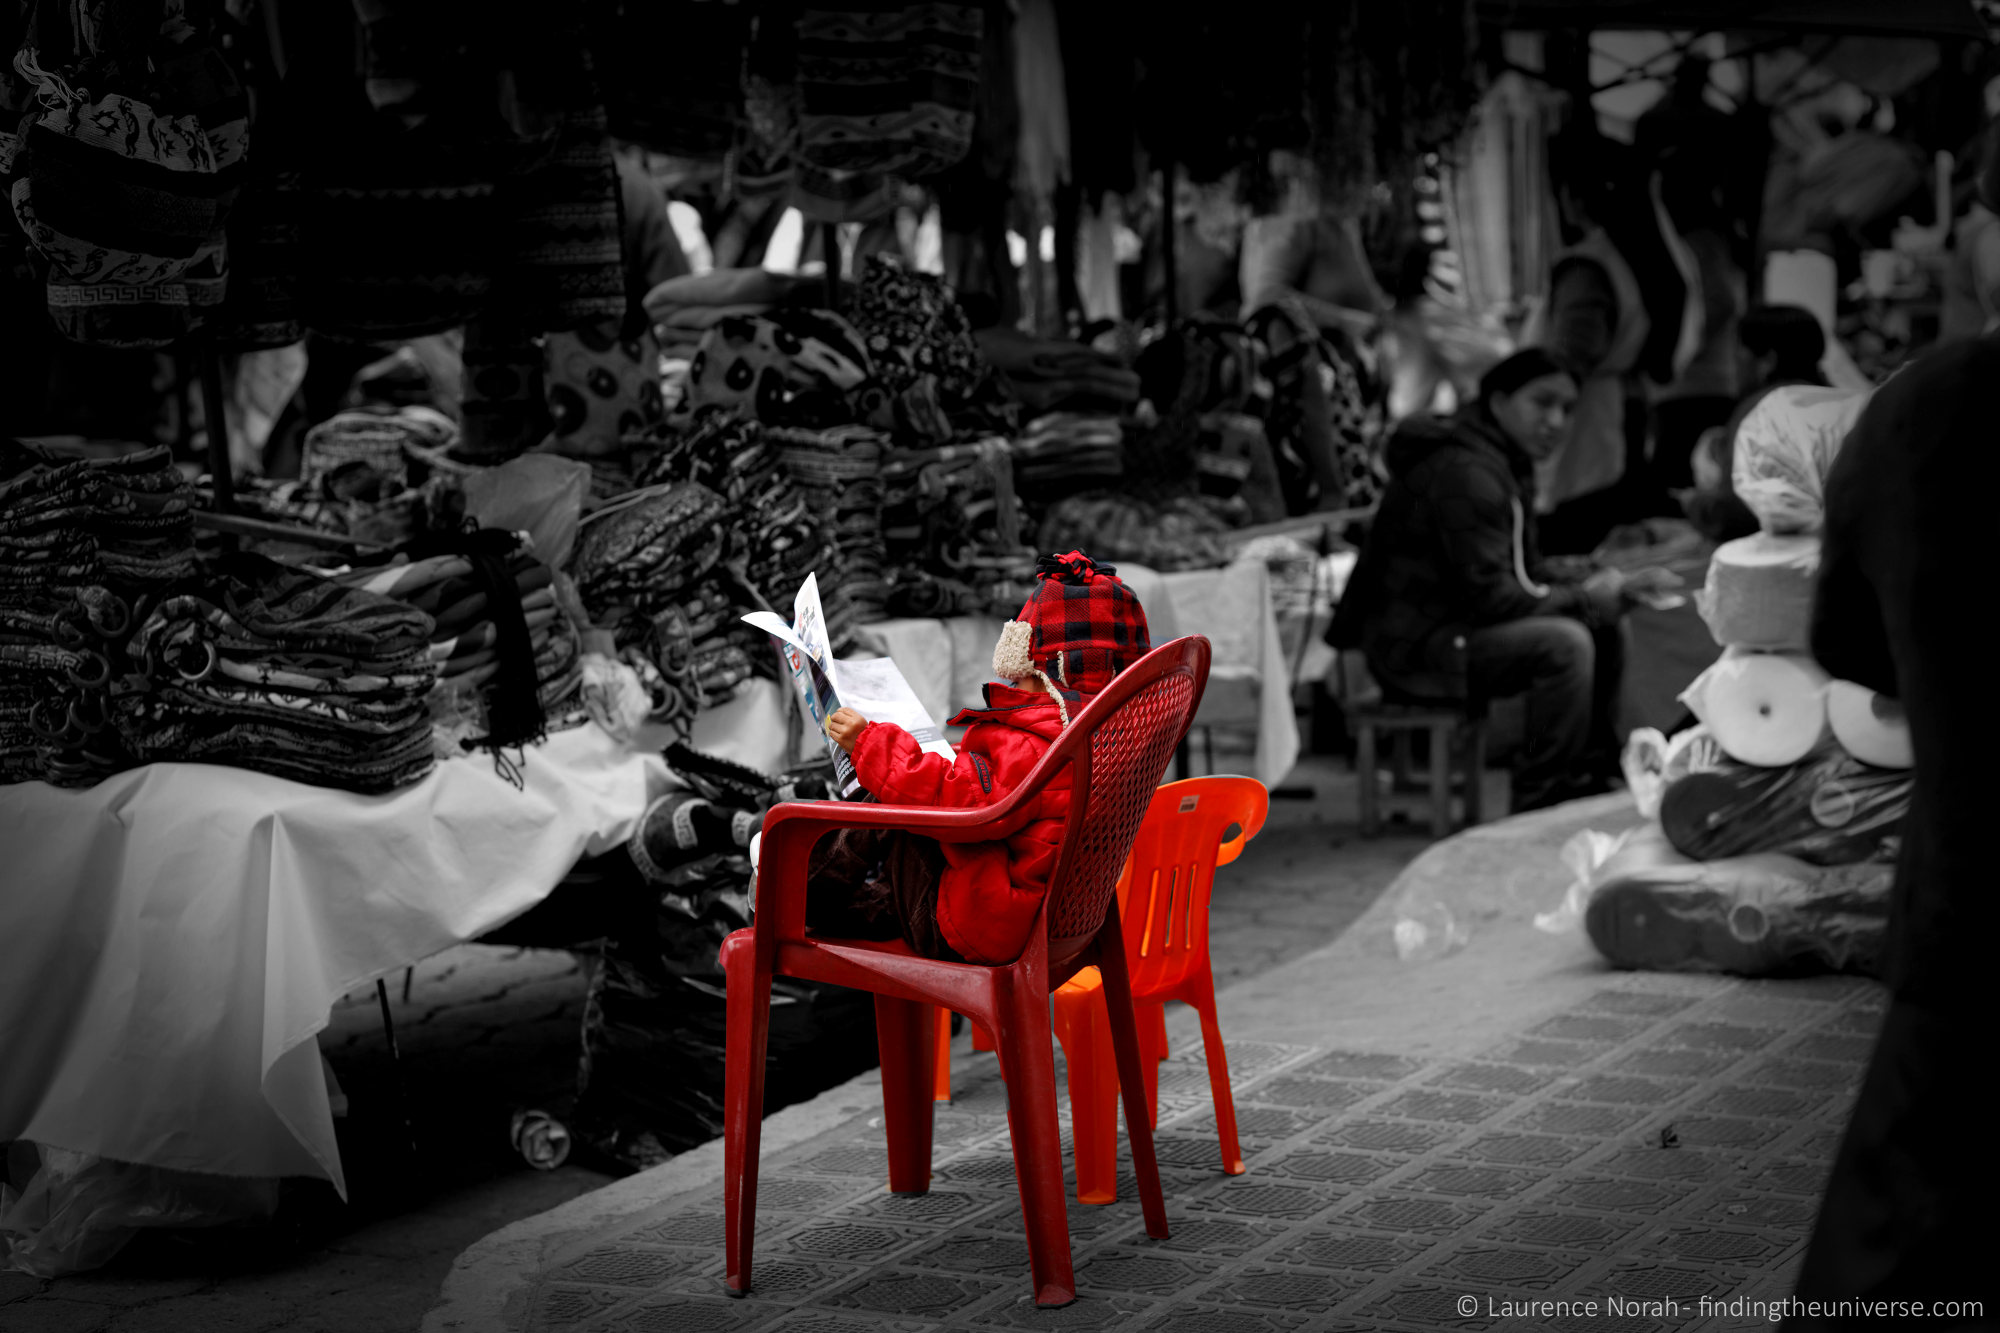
[0, 442, 196, 786]
[116, 553, 437, 794]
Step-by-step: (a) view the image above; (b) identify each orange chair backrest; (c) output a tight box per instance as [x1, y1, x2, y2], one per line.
[1038, 637, 1211, 964]
[1116, 776, 1269, 995]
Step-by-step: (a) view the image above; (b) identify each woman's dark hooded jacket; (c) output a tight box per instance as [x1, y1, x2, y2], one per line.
[1328, 402, 1604, 700]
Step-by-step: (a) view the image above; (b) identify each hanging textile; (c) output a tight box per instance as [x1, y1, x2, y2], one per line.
[7, 0, 248, 347]
[1010, 0, 1069, 206]
[587, 0, 753, 163]
[790, 2, 983, 222]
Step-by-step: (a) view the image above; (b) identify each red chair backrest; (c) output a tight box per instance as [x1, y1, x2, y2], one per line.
[1117, 776, 1269, 996]
[1035, 636, 1210, 963]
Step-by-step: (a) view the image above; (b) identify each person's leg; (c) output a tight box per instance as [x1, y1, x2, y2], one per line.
[1589, 620, 1627, 780]
[1464, 617, 1595, 814]
[804, 826, 901, 940]
[884, 833, 966, 962]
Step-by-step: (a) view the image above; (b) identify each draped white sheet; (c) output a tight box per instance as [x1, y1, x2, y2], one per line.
[0, 725, 668, 1196]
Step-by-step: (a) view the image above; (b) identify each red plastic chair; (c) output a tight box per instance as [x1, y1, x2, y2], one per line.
[1051, 775, 1269, 1203]
[721, 637, 1212, 1308]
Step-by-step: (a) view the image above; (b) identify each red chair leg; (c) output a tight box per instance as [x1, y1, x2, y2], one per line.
[933, 1007, 954, 1103]
[992, 976, 1076, 1307]
[1190, 971, 1245, 1176]
[971, 1021, 995, 1052]
[874, 996, 936, 1194]
[1150, 1002, 1169, 1063]
[721, 933, 774, 1296]
[1052, 977, 1121, 1205]
[1096, 902, 1169, 1240]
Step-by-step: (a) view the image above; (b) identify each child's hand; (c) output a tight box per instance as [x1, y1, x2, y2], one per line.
[826, 707, 867, 754]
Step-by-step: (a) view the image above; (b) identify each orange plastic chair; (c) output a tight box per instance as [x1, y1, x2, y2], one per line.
[1051, 776, 1268, 1203]
[721, 637, 1211, 1307]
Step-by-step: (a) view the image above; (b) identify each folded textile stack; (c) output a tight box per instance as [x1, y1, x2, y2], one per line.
[0, 443, 196, 787]
[643, 268, 815, 361]
[1010, 412, 1124, 492]
[633, 410, 853, 649]
[1036, 492, 1237, 572]
[331, 537, 585, 735]
[973, 325, 1143, 415]
[873, 437, 1034, 616]
[302, 406, 458, 489]
[764, 424, 890, 624]
[114, 554, 436, 794]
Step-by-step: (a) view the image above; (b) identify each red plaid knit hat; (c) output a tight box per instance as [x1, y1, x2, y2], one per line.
[992, 551, 1150, 723]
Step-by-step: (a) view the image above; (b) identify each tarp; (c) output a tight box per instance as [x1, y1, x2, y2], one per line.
[1480, 0, 1985, 38]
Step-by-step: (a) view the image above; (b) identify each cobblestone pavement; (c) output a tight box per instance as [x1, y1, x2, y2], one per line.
[3, 755, 1434, 1332]
[506, 972, 1875, 1333]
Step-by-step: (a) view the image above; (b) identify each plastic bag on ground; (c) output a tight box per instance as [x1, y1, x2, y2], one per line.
[1659, 747, 1908, 866]
[461, 454, 591, 571]
[1729, 385, 1871, 534]
[1579, 823, 1892, 977]
[1536, 827, 1636, 935]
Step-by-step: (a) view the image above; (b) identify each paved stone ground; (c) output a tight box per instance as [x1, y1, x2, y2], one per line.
[3, 751, 1437, 1332]
[498, 971, 1874, 1333]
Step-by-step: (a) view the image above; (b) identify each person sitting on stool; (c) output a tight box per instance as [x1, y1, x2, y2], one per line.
[1327, 349, 1680, 813]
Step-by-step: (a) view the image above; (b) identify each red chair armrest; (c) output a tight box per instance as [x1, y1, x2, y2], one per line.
[754, 796, 1039, 945]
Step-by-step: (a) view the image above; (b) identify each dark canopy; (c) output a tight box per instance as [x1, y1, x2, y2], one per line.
[1477, 0, 1985, 39]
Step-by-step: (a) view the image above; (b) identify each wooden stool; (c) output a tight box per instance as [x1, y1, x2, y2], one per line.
[1347, 701, 1486, 839]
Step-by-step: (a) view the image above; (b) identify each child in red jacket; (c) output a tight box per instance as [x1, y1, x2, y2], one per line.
[804, 551, 1151, 964]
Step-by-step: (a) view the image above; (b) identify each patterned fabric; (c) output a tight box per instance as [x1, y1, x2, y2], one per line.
[0, 442, 196, 786]
[545, 323, 667, 459]
[115, 553, 437, 794]
[685, 308, 873, 428]
[588, 0, 751, 162]
[792, 3, 983, 222]
[8, 1, 249, 346]
[847, 254, 985, 404]
[1007, 551, 1151, 696]
[572, 482, 731, 623]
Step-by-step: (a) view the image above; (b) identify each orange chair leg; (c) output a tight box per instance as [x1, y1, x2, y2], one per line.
[874, 996, 936, 1194]
[1192, 977, 1245, 1175]
[1097, 902, 1168, 1240]
[993, 978, 1076, 1307]
[933, 1007, 953, 1103]
[721, 934, 773, 1296]
[1052, 980, 1122, 1206]
[1137, 1000, 1167, 1128]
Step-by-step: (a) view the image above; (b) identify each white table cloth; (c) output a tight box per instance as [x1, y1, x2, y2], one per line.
[0, 725, 668, 1196]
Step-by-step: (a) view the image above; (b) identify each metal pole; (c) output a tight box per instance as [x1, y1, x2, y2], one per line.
[196, 338, 236, 516]
[1160, 156, 1179, 330]
[822, 221, 842, 311]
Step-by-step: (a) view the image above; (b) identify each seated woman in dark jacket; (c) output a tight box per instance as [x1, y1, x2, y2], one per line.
[1329, 349, 1680, 812]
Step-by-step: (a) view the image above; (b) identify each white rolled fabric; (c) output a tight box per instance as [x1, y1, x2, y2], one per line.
[1697, 533, 1821, 650]
[1827, 680, 1914, 769]
[1680, 649, 1832, 767]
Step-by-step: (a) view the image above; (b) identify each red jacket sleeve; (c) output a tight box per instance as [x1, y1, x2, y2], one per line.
[851, 723, 995, 809]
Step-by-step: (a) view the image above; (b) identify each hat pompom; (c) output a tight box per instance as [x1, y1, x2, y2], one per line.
[992, 619, 1035, 680]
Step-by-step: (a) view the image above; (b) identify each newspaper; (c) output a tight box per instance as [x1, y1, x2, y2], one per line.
[743, 573, 953, 797]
